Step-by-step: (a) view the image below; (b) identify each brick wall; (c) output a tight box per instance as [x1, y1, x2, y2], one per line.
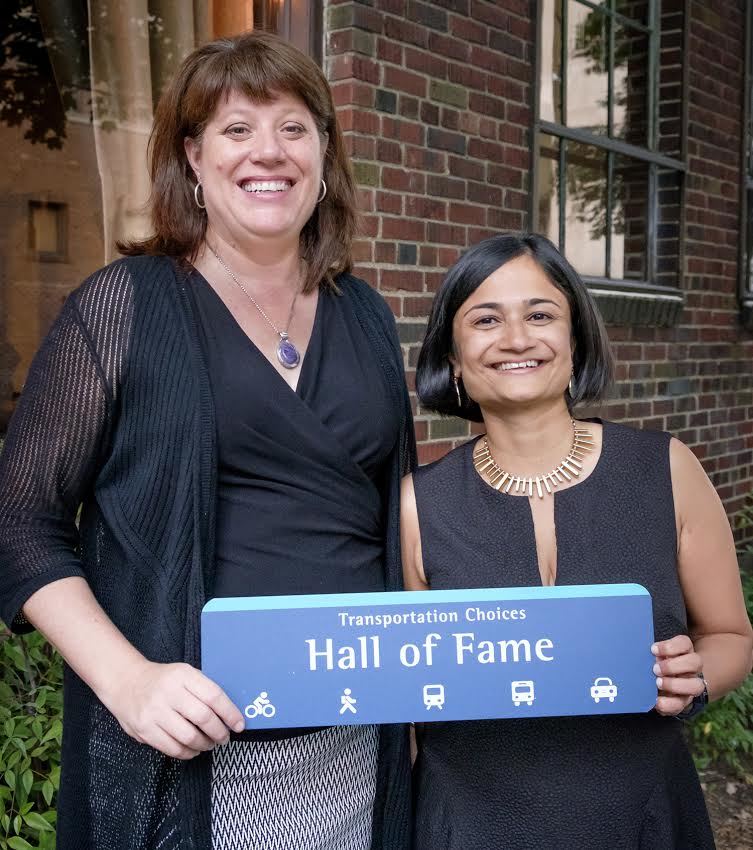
[324, 0, 753, 533]
[325, 0, 534, 462]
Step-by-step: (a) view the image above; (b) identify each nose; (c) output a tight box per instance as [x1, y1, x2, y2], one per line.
[501, 318, 535, 353]
[249, 126, 285, 163]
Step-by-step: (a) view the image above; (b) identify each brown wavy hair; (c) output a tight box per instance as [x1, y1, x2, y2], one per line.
[119, 31, 357, 292]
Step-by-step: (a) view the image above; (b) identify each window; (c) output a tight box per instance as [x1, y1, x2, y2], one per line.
[741, 1, 753, 323]
[534, 0, 687, 325]
[29, 202, 68, 262]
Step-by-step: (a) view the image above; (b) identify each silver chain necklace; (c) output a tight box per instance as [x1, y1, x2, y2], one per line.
[208, 244, 302, 369]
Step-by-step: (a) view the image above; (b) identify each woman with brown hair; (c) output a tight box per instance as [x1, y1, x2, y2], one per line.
[0, 32, 414, 850]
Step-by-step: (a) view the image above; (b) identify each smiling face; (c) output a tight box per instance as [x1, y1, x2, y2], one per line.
[184, 89, 326, 251]
[450, 254, 574, 413]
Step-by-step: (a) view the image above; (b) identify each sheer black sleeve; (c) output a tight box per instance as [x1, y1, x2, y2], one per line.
[0, 262, 132, 631]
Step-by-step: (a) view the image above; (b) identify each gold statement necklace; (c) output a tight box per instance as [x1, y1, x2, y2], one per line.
[473, 421, 594, 499]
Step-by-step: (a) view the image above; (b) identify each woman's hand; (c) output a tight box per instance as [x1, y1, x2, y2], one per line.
[652, 635, 705, 717]
[104, 658, 245, 760]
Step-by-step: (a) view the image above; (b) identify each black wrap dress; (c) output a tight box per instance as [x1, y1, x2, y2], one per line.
[193, 270, 401, 850]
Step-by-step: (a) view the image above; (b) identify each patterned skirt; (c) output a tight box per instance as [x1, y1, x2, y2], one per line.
[211, 724, 379, 850]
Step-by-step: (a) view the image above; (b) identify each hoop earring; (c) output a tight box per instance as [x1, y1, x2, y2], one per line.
[453, 375, 463, 408]
[317, 179, 327, 203]
[194, 182, 206, 210]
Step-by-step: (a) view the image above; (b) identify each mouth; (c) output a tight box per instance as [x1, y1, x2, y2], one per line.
[493, 359, 542, 372]
[239, 179, 293, 194]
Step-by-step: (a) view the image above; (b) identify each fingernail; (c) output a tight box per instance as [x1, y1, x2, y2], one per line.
[650, 643, 659, 655]
[656, 677, 663, 688]
[652, 663, 661, 675]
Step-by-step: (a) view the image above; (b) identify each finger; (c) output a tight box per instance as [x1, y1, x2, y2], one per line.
[177, 691, 232, 744]
[651, 635, 693, 658]
[157, 713, 216, 753]
[655, 675, 706, 698]
[185, 671, 245, 733]
[655, 694, 692, 717]
[148, 725, 201, 760]
[653, 653, 702, 677]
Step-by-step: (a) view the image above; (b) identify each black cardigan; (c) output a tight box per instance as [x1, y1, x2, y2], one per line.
[0, 255, 416, 850]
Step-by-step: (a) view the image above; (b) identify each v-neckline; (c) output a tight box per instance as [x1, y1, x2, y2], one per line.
[469, 420, 609, 588]
[191, 267, 322, 397]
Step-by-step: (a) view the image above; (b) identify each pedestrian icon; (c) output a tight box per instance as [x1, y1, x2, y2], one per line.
[511, 681, 535, 706]
[244, 691, 276, 719]
[423, 684, 445, 710]
[340, 688, 358, 715]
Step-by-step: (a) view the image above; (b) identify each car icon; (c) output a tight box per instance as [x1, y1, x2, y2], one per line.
[511, 680, 535, 706]
[590, 677, 618, 703]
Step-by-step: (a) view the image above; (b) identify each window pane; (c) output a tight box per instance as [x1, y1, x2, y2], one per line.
[613, 21, 649, 146]
[614, 0, 648, 27]
[539, 0, 563, 124]
[610, 157, 648, 280]
[565, 142, 607, 276]
[566, 2, 608, 134]
[537, 134, 561, 247]
[30, 205, 62, 256]
[655, 168, 682, 289]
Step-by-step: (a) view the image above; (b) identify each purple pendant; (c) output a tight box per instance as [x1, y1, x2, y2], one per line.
[276, 335, 301, 369]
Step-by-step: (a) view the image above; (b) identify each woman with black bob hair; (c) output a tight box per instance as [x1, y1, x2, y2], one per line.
[402, 233, 752, 848]
[416, 232, 612, 418]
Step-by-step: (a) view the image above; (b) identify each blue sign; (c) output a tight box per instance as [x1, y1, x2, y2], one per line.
[201, 584, 656, 729]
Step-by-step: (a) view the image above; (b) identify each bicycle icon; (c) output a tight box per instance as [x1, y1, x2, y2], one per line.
[244, 691, 276, 719]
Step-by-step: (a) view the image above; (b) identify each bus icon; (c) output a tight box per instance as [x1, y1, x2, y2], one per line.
[511, 680, 535, 706]
[423, 684, 445, 710]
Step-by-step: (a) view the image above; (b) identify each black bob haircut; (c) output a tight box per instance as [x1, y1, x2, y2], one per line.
[416, 232, 614, 423]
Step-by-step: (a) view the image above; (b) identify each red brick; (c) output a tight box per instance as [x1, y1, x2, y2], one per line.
[449, 202, 486, 226]
[383, 65, 428, 98]
[405, 195, 448, 220]
[381, 116, 425, 145]
[450, 14, 488, 45]
[380, 268, 425, 292]
[382, 167, 426, 193]
[376, 191, 403, 214]
[382, 216, 426, 241]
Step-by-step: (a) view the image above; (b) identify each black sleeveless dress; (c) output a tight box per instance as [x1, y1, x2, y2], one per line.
[411, 421, 715, 850]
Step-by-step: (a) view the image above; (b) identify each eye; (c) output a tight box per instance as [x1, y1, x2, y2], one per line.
[282, 123, 306, 136]
[473, 315, 500, 327]
[225, 124, 251, 138]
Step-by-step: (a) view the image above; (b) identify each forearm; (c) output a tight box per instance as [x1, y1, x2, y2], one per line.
[22, 576, 147, 710]
[694, 631, 753, 701]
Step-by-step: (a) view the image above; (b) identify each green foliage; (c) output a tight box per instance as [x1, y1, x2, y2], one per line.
[0, 626, 62, 849]
[688, 496, 753, 781]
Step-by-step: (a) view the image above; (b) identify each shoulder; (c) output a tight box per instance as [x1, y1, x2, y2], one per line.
[668, 436, 710, 488]
[67, 255, 183, 354]
[601, 418, 671, 448]
[414, 438, 475, 488]
[71, 255, 178, 310]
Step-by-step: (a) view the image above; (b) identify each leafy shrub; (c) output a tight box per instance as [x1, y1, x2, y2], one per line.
[0, 626, 61, 849]
[688, 496, 753, 781]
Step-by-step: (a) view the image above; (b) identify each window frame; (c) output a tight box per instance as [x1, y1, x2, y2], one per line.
[531, 0, 690, 323]
[740, 0, 753, 323]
